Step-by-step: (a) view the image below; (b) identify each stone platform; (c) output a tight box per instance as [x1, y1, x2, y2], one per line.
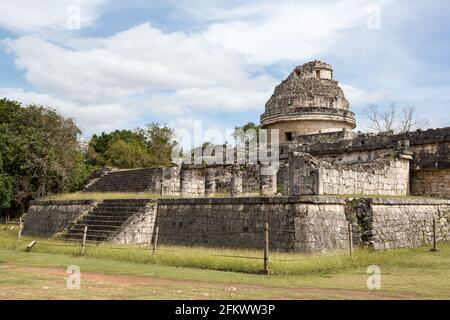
[23, 196, 450, 252]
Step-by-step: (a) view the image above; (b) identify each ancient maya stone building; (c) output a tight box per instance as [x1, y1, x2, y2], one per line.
[23, 61, 450, 252]
[261, 60, 356, 143]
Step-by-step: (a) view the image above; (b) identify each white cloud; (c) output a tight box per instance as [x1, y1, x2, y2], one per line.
[3, 0, 447, 137]
[168, 116, 236, 151]
[199, 0, 389, 64]
[340, 84, 390, 106]
[0, 88, 141, 134]
[5, 24, 275, 99]
[2, 23, 276, 134]
[148, 86, 271, 116]
[0, 0, 106, 33]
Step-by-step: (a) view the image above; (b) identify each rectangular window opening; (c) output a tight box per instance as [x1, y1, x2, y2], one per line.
[285, 132, 293, 141]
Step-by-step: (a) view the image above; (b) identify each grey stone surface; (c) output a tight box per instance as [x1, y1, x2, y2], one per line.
[261, 61, 355, 127]
[410, 169, 450, 199]
[286, 152, 411, 196]
[25, 196, 450, 252]
[23, 200, 97, 238]
[111, 202, 158, 245]
[230, 165, 243, 196]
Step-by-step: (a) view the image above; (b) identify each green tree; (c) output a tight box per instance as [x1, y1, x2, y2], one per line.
[143, 123, 177, 167]
[0, 99, 86, 215]
[87, 123, 177, 169]
[104, 140, 151, 169]
[0, 158, 13, 211]
[233, 122, 261, 145]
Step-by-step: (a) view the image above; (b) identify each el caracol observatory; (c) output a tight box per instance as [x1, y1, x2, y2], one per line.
[260, 60, 356, 143]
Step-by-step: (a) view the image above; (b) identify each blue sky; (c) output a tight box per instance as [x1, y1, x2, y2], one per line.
[0, 0, 449, 141]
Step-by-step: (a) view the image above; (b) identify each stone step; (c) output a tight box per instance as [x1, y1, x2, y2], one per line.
[100, 199, 153, 205]
[82, 168, 163, 193]
[85, 187, 150, 192]
[70, 223, 120, 230]
[66, 234, 110, 242]
[86, 180, 152, 184]
[65, 198, 151, 243]
[69, 220, 125, 227]
[91, 208, 147, 215]
[86, 184, 150, 188]
[80, 214, 133, 220]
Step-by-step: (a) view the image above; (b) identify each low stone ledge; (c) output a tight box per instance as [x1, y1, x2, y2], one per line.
[367, 197, 450, 205]
[29, 200, 96, 206]
[157, 195, 346, 205]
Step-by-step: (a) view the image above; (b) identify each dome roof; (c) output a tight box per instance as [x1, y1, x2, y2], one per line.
[260, 61, 356, 133]
[264, 60, 349, 115]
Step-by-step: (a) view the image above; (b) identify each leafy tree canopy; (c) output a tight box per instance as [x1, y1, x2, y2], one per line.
[87, 123, 177, 169]
[233, 122, 261, 145]
[0, 98, 87, 215]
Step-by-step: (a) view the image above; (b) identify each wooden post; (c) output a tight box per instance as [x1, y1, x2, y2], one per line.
[263, 222, 270, 275]
[348, 222, 353, 258]
[431, 218, 438, 252]
[81, 225, 88, 256]
[26, 241, 37, 252]
[16, 217, 23, 247]
[152, 227, 159, 256]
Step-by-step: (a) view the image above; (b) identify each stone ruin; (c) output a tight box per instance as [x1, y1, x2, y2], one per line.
[22, 60, 450, 252]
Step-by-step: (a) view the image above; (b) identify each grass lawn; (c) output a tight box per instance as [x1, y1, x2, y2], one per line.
[1, 225, 449, 299]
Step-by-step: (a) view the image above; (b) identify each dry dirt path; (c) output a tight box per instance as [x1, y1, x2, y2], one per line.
[0, 264, 419, 300]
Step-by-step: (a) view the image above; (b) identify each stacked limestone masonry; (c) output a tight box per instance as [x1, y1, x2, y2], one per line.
[23, 196, 450, 252]
[66, 199, 156, 243]
[22, 61, 450, 252]
[84, 168, 160, 193]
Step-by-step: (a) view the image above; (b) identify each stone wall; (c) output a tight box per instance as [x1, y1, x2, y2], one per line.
[293, 129, 356, 145]
[288, 127, 450, 170]
[110, 202, 158, 245]
[346, 198, 450, 250]
[242, 165, 260, 194]
[179, 164, 260, 197]
[156, 196, 347, 251]
[83, 167, 181, 194]
[161, 166, 181, 196]
[212, 165, 233, 193]
[84, 164, 261, 198]
[410, 169, 450, 198]
[23, 196, 450, 252]
[23, 200, 97, 238]
[286, 152, 411, 196]
[180, 167, 206, 197]
[293, 199, 349, 252]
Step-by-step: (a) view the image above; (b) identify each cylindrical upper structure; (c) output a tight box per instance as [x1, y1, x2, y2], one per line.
[260, 61, 356, 143]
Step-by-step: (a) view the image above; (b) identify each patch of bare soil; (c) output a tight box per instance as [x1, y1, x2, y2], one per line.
[0, 264, 419, 300]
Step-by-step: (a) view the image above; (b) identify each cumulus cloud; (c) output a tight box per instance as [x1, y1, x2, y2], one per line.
[199, 0, 389, 64]
[2, 23, 276, 134]
[0, 0, 106, 33]
[4, 23, 276, 98]
[0, 87, 142, 134]
[3, 0, 446, 137]
[340, 84, 390, 106]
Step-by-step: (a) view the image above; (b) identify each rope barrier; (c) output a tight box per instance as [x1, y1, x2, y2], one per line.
[272, 252, 348, 262]
[19, 238, 80, 248]
[11, 217, 356, 270]
[16, 237, 351, 266]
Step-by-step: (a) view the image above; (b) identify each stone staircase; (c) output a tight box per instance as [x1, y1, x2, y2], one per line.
[66, 199, 152, 242]
[83, 168, 157, 193]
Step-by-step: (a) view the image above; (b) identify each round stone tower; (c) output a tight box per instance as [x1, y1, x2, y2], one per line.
[260, 60, 356, 143]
